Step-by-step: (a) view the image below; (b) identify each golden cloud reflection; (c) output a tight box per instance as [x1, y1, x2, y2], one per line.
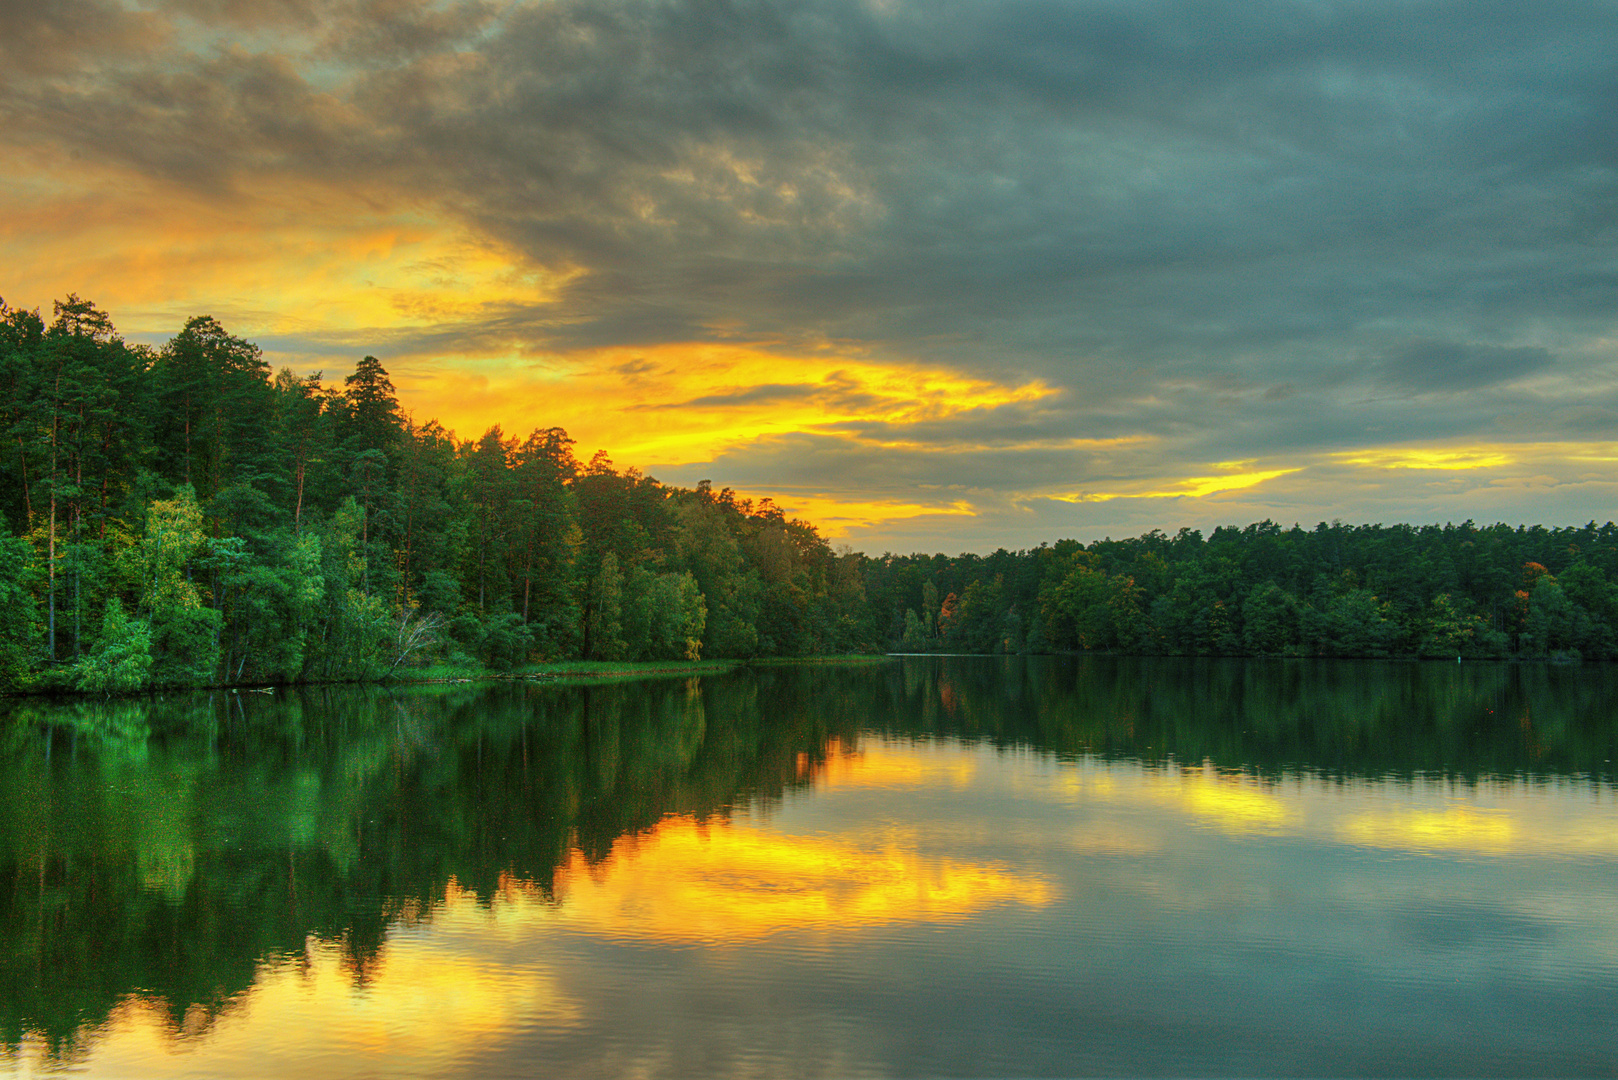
[1323, 781, 1618, 860]
[43, 935, 580, 1080]
[535, 815, 1055, 944]
[1035, 762, 1293, 836]
[813, 739, 981, 791]
[1338, 805, 1516, 855]
[1163, 770, 1294, 835]
[1027, 757, 1618, 859]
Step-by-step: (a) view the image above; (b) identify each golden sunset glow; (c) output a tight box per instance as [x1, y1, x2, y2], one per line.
[393, 344, 1057, 465]
[2, 163, 563, 347]
[740, 495, 978, 538]
[7, 5, 1618, 1077]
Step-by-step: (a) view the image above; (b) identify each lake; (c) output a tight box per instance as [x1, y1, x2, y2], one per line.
[2, 657, 1615, 1078]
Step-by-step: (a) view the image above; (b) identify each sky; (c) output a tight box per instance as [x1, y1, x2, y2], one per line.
[2, 0, 1615, 553]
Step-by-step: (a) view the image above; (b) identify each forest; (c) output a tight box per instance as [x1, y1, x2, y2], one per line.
[867, 517, 1618, 662]
[2, 295, 1616, 694]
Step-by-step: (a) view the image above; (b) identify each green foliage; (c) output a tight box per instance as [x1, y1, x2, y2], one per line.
[901, 609, 925, 649]
[1304, 589, 1401, 658]
[72, 598, 153, 693]
[622, 567, 707, 661]
[1242, 582, 1299, 656]
[0, 535, 38, 692]
[586, 552, 627, 661]
[671, 495, 761, 658]
[305, 499, 393, 680]
[1522, 579, 1589, 659]
[127, 488, 222, 685]
[865, 521, 1618, 661]
[152, 315, 275, 503]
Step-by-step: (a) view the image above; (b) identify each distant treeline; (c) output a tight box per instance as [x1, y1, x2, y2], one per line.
[1, 296, 1614, 693]
[867, 519, 1618, 662]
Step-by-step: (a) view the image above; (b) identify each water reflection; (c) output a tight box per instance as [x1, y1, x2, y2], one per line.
[6, 933, 582, 1080]
[1, 658, 1615, 1077]
[540, 814, 1055, 944]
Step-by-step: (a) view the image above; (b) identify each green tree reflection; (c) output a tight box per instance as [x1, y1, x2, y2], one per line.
[1, 659, 1613, 1058]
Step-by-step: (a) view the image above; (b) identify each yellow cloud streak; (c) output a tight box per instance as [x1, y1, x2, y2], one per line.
[1333, 447, 1517, 471]
[388, 343, 1059, 534]
[1050, 466, 1302, 504]
[1332, 441, 1618, 472]
[831, 434, 1151, 454]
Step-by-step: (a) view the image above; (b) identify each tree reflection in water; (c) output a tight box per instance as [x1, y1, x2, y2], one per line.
[0, 657, 1613, 1068]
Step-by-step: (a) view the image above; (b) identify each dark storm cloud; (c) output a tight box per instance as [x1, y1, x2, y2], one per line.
[0, 0, 165, 78]
[15, 1, 1614, 353]
[1376, 341, 1556, 394]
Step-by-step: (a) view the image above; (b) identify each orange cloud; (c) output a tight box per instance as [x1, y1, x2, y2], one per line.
[0, 155, 564, 353]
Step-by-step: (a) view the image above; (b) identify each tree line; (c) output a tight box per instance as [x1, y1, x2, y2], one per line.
[0, 297, 875, 693]
[3, 295, 1616, 693]
[867, 519, 1618, 661]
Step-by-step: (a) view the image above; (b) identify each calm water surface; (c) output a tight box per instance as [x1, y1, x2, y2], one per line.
[2, 657, 1616, 1077]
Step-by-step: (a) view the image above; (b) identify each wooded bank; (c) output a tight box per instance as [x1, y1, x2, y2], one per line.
[3, 296, 1614, 694]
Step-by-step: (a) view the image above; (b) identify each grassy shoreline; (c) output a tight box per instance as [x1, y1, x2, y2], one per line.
[395, 654, 893, 685]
